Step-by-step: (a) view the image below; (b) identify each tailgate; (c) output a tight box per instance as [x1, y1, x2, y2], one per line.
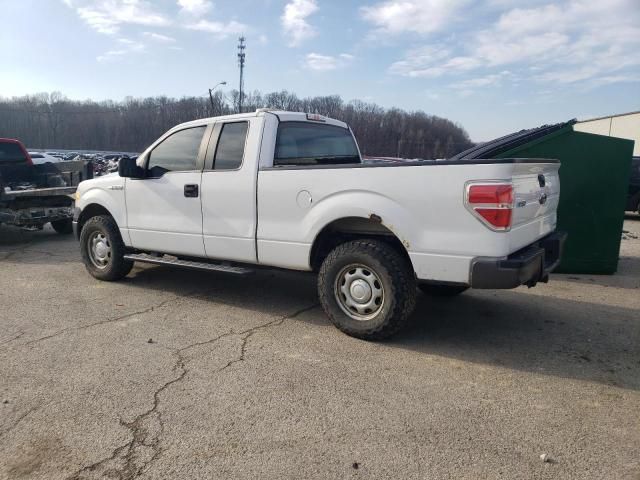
[509, 161, 560, 250]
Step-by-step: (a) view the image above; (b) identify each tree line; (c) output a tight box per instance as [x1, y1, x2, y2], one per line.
[0, 91, 473, 159]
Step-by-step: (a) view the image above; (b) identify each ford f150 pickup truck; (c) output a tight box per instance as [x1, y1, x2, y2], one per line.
[73, 110, 566, 339]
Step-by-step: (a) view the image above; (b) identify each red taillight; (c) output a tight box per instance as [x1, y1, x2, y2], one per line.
[468, 184, 513, 205]
[466, 183, 513, 230]
[475, 208, 512, 228]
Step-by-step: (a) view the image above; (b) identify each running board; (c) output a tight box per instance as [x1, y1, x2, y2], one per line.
[124, 253, 254, 275]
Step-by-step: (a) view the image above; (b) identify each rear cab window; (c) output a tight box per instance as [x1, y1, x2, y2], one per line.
[274, 122, 360, 166]
[0, 141, 29, 164]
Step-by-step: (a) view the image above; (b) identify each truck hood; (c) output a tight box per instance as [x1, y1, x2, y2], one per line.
[77, 172, 121, 195]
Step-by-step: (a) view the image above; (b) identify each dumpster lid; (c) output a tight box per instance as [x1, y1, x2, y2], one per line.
[449, 119, 577, 160]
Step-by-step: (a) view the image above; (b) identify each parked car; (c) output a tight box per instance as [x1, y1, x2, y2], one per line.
[626, 156, 640, 214]
[28, 151, 63, 164]
[73, 110, 566, 340]
[0, 138, 92, 233]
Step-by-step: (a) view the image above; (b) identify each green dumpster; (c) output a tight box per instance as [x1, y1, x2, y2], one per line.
[452, 121, 634, 274]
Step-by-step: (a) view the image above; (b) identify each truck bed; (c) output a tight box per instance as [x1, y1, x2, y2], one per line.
[0, 160, 92, 228]
[257, 158, 560, 284]
[0, 160, 91, 198]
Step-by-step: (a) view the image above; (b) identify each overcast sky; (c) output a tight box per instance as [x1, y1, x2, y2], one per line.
[0, 0, 638, 141]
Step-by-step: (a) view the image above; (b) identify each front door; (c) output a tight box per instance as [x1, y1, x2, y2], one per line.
[125, 125, 210, 257]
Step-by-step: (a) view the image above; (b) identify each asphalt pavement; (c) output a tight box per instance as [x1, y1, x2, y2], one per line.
[1, 217, 639, 479]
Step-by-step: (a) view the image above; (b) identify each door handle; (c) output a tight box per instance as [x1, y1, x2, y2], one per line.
[184, 184, 199, 198]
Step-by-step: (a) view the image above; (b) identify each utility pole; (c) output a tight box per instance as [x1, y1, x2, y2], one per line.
[237, 36, 246, 113]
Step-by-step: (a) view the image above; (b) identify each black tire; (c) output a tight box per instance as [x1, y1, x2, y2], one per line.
[80, 215, 133, 281]
[419, 284, 469, 296]
[318, 239, 417, 340]
[50, 218, 73, 234]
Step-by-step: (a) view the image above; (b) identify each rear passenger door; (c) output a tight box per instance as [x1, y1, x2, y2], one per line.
[201, 119, 259, 262]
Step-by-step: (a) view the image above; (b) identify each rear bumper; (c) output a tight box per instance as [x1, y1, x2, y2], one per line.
[0, 206, 73, 227]
[471, 231, 567, 289]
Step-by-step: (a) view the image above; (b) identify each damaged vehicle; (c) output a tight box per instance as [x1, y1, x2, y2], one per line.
[0, 138, 92, 233]
[73, 110, 566, 340]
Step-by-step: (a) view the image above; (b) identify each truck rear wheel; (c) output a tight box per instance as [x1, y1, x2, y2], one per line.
[318, 239, 417, 340]
[51, 218, 73, 234]
[80, 215, 133, 281]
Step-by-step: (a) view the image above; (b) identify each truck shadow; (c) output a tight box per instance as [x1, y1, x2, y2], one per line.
[125, 265, 639, 392]
[553, 257, 640, 290]
[395, 290, 639, 392]
[0, 225, 78, 263]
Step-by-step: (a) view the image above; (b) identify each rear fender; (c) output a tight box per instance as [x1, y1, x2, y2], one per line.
[307, 190, 416, 251]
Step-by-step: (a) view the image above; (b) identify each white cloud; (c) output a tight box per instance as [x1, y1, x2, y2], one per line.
[389, 46, 453, 78]
[97, 50, 128, 62]
[450, 71, 513, 90]
[70, 0, 170, 35]
[143, 32, 176, 43]
[281, 0, 318, 47]
[97, 37, 145, 62]
[177, 0, 212, 16]
[387, 0, 640, 91]
[186, 19, 246, 38]
[304, 52, 354, 71]
[362, 0, 469, 35]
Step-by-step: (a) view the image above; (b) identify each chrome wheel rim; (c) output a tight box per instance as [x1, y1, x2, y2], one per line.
[88, 231, 111, 269]
[334, 264, 385, 321]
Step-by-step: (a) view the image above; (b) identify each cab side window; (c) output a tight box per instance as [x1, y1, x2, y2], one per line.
[274, 122, 360, 166]
[147, 126, 206, 177]
[213, 122, 248, 170]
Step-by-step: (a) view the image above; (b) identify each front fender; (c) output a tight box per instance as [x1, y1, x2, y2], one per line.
[76, 185, 129, 244]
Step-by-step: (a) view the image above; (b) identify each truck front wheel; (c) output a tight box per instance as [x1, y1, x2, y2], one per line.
[318, 239, 417, 340]
[80, 215, 133, 281]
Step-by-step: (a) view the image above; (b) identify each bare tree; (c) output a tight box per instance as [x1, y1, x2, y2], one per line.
[0, 91, 473, 157]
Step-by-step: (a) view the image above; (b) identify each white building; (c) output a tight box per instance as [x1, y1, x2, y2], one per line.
[574, 111, 640, 156]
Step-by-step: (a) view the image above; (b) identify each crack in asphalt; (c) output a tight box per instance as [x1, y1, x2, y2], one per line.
[0, 403, 45, 440]
[65, 302, 319, 480]
[14, 293, 196, 349]
[0, 330, 25, 347]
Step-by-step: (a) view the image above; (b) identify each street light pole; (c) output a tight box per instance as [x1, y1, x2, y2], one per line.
[208, 81, 227, 113]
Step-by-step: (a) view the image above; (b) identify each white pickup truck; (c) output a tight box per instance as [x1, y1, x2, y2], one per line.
[73, 110, 566, 339]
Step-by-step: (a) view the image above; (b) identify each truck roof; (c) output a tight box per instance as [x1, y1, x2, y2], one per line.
[174, 110, 349, 131]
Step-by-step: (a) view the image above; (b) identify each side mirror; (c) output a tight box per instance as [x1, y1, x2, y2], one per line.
[118, 157, 144, 178]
